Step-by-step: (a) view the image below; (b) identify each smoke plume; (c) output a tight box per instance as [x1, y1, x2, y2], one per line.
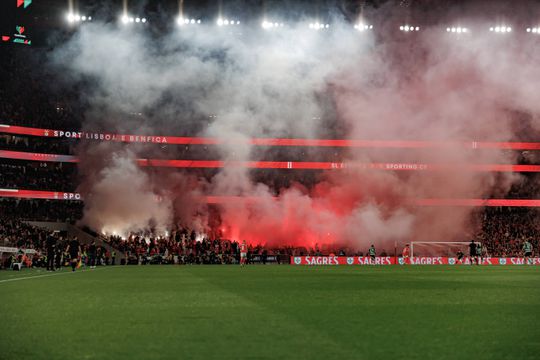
[50, 5, 540, 251]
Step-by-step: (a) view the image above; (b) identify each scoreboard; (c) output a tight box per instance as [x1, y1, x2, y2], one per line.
[1, 0, 34, 46]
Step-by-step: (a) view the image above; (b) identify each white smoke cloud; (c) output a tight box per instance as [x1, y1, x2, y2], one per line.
[50, 13, 539, 249]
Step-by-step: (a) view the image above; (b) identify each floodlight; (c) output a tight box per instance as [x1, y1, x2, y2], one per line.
[217, 18, 223, 26]
[191, 19, 195, 24]
[224, 19, 229, 25]
[121, 15, 129, 24]
[81, 16, 86, 21]
[129, 17, 134, 23]
[88, 16, 92, 21]
[67, 13, 75, 22]
[74, 15, 81, 21]
[135, 17, 140, 23]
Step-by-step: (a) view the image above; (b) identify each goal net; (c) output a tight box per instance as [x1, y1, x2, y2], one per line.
[410, 242, 481, 257]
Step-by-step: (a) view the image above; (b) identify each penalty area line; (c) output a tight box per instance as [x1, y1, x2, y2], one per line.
[0, 266, 115, 284]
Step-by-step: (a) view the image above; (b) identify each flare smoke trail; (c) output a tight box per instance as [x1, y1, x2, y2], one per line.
[50, 3, 540, 250]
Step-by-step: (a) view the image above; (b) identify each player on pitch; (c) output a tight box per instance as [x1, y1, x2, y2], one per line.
[368, 245, 376, 264]
[522, 238, 533, 265]
[240, 240, 248, 267]
[402, 244, 410, 264]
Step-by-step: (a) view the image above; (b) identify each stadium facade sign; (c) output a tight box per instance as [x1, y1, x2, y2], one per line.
[291, 256, 540, 265]
[46, 130, 170, 144]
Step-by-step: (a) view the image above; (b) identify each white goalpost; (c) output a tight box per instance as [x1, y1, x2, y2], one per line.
[410, 242, 482, 257]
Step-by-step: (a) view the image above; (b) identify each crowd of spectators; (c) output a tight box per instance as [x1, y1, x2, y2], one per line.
[475, 207, 540, 257]
[0, 134, 75, 154]
[0, 199, 82, 223]
[0, 217, 115, 270]
[0, 160, 76, 191]
[0, 47, 83, 130]
[104, 229, 293, 265]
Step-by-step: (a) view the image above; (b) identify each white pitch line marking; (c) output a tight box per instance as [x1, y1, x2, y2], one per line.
[0, 267, 113, 284]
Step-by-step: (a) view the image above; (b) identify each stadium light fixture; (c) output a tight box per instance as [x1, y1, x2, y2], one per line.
[490, 26, 512, 33]
[67, 13, 92, 23]
[446, 26, 468, 33]
[178, 17, 201, 26]
[262, 20, 285, 29]
[120, 15, 147, 25]
[400, 25, 420, 32]
[354, 23, 373, 31]
[526, 27, 539, 34]
[309, 22, 330, 30]
[217, 18, 240, 27]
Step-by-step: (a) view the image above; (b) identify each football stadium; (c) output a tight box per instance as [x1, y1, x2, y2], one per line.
[0, 0, 539, 359]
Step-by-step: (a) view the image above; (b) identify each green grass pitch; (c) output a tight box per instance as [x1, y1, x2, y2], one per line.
[0, 265, 539, 360]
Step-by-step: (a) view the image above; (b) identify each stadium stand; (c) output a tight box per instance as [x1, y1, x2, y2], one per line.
[0, 46, 539, 268]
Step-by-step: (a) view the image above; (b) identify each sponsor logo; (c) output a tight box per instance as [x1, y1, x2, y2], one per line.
[448, 258, 456, 265]
[398, 258, 405, 265]
[499, 258, 506, 265]
[16, 26, 25, 35]
[294, 257, 301, 265]
[304, 256, 339, 265]
[62, 192, 81, 200]
[410, 257, 444, 265]
[346, 257, 354, 265]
